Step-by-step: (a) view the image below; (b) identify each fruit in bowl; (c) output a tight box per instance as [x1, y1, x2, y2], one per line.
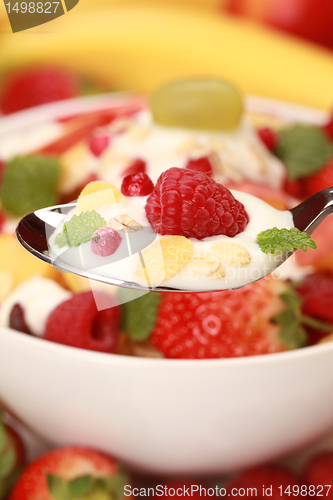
[0, 80, 333, 473]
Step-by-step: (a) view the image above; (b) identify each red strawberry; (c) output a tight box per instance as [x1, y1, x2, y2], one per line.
[9, 446, 128, 500]
[257, 127, 278, 152]
[122, 158, 147, 178]
[185, 156, 213, 177]
[154, 481, 217, 500]
[44, 291, 120, 353]
[0, 66, 80, 115]
[304, 452, 333, 498]
[151, 278, 288, 359]
[145, 167, 249, 240]
[226, 465, 301, 499]
[121, 172, 154, 196]
[303, 158, 333, 197]
[295, 273, 333, 324]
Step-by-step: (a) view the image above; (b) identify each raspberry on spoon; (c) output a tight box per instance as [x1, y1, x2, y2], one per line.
[145, 167, 249, 239]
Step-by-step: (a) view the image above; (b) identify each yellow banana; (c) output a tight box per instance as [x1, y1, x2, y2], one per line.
[0, 4, 332, 109]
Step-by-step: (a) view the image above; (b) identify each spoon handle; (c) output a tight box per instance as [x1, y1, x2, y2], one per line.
[290, 187, 333, 235]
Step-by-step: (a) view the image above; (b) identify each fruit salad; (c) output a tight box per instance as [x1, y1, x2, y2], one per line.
[1, 78, 333, 359]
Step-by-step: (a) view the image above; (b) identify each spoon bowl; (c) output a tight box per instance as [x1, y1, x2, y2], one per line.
[16, 187, 333, 293]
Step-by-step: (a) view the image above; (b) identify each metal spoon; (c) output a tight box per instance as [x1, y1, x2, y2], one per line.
[16, 187, 333, 293]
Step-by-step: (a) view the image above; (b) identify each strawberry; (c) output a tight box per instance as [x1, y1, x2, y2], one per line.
[295, 273, 333, 324]
[150, 278, 293, 359]
[303, 157, 333, 197]
[0, 66, 80, 115]
[9, 446, 129, 500]
[304, 452, 333, 498]
[0, 410, 26, 499]
[226, 465, 302, 499]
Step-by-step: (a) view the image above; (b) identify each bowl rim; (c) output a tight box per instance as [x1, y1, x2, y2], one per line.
[1, 324, 333, 368]
[0, 93, 331, 369]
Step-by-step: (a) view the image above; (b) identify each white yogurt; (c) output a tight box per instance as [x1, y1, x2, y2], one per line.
[0, 276, 71, 336]
[98, 111, 285, 190]
[49, 190, 294, 292]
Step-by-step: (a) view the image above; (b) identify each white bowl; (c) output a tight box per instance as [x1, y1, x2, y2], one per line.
[0, 95, 332, 475]
[2, 327, 333, 475]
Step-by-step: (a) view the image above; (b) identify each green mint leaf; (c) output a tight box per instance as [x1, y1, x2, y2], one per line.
[55, 211, 107, 248]
[275, 124, 333, 181]
[0, 155, 60, 217]
[118, 289, 161, 341]
[47, 474, 70, 500]
[279, 317, 307, 350]
[257, 227, 317, 254]
[69, 475, 92, 498]
[273, 287, 333, 349]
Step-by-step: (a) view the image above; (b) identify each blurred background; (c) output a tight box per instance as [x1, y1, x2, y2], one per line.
[0, 0, 333, 111]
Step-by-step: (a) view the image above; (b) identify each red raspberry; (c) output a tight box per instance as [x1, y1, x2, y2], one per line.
[88, 132, 110, 157]
[226, 465, 301, 499]
[185, 156, 213, 177]
[0, 66, 80, 115]
[91, 227, 122, 256]
[257, 127, 278, 151]
[303, 157, 333, 197]
[304, 452, 333, 497]
[121, 172, 154, 196]
[122, 158, 146, 178]
[44, 291, 120, 353]
[145, 167, 249, 239]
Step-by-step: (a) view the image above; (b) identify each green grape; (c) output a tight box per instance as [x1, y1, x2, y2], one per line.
[150, 78, 244, 131]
